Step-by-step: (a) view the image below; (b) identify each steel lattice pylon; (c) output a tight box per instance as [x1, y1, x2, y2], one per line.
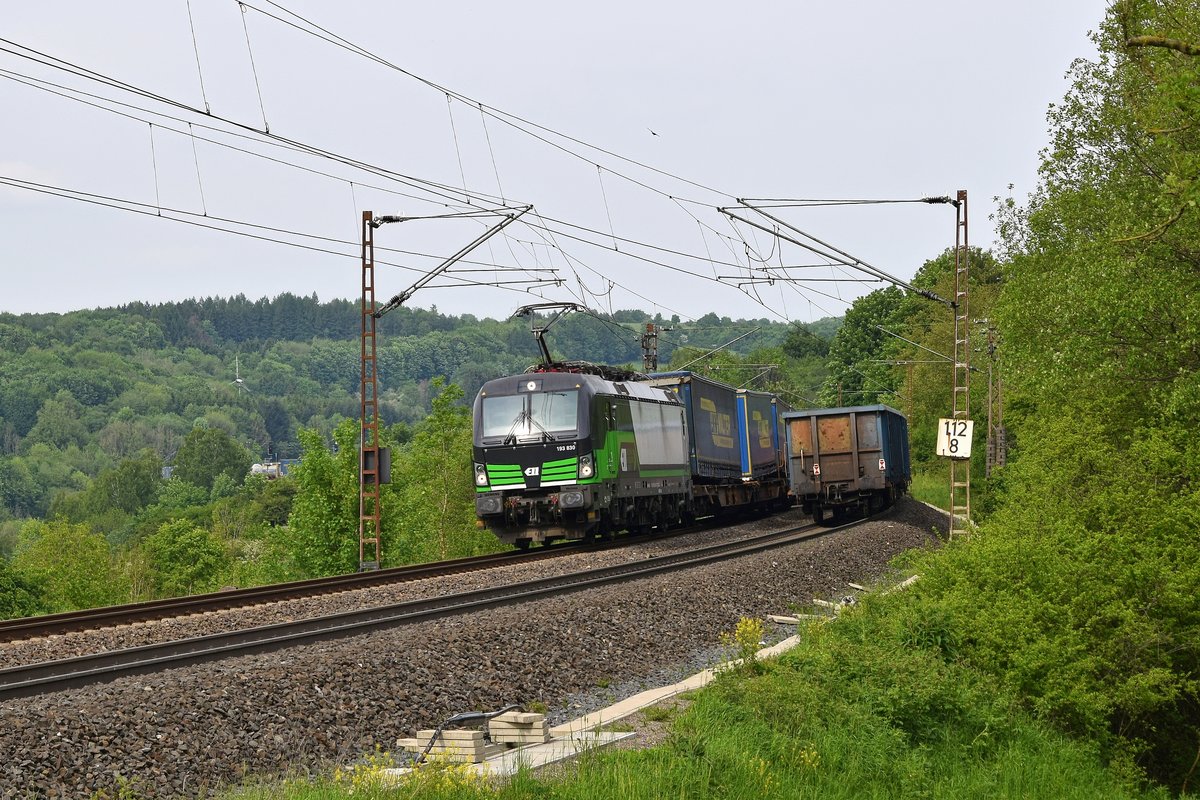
[359, 210, 382, 570]
[949, 190, 971, 539]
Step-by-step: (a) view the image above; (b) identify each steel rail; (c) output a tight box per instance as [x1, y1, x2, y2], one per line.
[0, 509, 750, 643]
[0, 544, 581, 642]
[0, 520, 837, 701]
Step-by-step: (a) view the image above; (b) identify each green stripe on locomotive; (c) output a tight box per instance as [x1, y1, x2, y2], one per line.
[478, 455, 594, 491]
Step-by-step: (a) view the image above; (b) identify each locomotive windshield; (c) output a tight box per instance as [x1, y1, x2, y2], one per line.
[481, 390, 579, 442]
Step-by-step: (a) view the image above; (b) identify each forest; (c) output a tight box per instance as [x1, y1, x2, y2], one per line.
[0, 296, 842, 610]
[2, 0, 1198, 793]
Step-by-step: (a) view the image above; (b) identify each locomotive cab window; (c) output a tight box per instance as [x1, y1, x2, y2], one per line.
[480, 391, 579, 442]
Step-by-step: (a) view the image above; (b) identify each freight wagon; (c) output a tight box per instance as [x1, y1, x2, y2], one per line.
[783, 404, 910, 523]
[646, 371, 790, 517]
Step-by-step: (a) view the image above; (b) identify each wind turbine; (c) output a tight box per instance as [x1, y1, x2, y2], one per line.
[231, 355, 250, 394]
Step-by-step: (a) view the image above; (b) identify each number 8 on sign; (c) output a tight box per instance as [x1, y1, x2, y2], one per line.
[936, 418, 974, 459]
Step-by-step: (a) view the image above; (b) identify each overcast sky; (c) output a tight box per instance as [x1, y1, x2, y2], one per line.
[1, 1, 1105, 324]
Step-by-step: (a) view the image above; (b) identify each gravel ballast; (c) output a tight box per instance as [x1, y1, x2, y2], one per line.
[0, 500, 945, 799]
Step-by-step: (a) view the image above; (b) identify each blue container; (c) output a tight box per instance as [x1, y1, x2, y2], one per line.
[736, 390, 784, 480]
[646, 371, 741, 481]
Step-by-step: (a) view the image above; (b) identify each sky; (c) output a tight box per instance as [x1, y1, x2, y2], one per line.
[0, 1, 1106, 325]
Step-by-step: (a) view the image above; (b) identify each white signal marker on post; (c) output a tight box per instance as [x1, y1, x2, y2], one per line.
[936, 418, 974, 459]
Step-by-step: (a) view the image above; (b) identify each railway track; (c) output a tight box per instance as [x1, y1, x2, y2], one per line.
[0, 540, 599, 643]
[0, 519, 832, 701]
[0, 510, 787, 646]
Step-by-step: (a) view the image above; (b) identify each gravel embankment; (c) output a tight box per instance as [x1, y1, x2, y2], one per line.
[0, 500, 945, 799]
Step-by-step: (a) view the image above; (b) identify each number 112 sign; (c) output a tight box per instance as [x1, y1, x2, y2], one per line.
[936, 418, 974, 459]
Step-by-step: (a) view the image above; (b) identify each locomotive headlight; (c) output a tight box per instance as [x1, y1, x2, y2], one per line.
[474, 463, 488, 486]
[578, 453, 594, 479]
[476, 495, 502, 514]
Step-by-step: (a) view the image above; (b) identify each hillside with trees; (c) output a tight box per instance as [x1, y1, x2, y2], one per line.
[805, 1, 1199, 792]
[0, 297, 837, 613]
[4, 1, 1197, 794]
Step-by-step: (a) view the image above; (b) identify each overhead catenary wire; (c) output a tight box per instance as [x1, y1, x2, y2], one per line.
[0, 17, 927, 327]
[517, 217, 790, 322]
[0, 48, 733, 321]
[4, 44, 703, 321]
[0, 34, 845, 304]
[238, 1, 271, 132]
[148, 123, 162, 214]
[446, 93, 470, 199]
[0, 38, 509, 209]
[0, 175, 561, 291]
[721, 203, 951, 305]
[189, 123, 208, 216]
[244, 0, 735, 206]
[737, 197, 955, 208]
[518, 206, 695, 323]
[520, 214, 849, 323]
[184, 0, 211, 114]
[0, 65, 485, 212]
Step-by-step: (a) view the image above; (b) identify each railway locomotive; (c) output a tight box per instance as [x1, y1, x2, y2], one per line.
[472, 366, 791, 548]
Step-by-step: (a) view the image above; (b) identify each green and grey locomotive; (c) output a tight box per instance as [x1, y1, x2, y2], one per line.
[472, 369, 691, 548]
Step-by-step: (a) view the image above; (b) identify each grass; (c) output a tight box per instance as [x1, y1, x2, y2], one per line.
[910, 467, 950, 510]
[541, 615, 1150, 800]
[639, 704, 675, 723]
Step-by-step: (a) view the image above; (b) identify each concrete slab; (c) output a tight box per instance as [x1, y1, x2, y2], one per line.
[471, 731, 635, 775]
[383, 732, 633, 780]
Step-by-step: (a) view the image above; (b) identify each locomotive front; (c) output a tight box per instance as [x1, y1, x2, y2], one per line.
[472, 372, 602, 547]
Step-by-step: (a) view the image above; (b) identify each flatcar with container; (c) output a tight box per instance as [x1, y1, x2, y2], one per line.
[645, 371, 790, 517]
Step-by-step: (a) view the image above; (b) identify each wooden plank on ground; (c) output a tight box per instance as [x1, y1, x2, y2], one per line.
[491, 711, 546, 725]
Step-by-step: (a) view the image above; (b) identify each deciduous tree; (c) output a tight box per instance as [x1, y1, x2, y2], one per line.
[172, 427, 252, 491]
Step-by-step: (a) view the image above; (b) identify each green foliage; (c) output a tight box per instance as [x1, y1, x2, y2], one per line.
[782, 321, 831, 360]
[82, 450, 163, 517]
[392, 379, 504, 564]
[0, 555, 45, 619]
[907, 415, 1200, 788]
[24, 390, 90, 451]
[285, 421, 361, 577]
[719, 616, 767, 674]
[820, 286, 906, 407]
[10, 519, 129, 611]
[142, 519, 229, 597]
[173, 426, 253, 492]
[154, 476, 211, 510]
[896, 3, 1200, 790]
[0, 456, 41, 518]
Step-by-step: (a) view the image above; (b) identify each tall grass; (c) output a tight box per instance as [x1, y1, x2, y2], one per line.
[910, 467, 950, 510]
[547, 612, 1149, 800]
